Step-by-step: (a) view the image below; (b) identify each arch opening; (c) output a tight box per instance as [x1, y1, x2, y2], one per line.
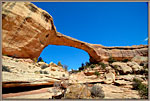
[38, 45, 90, 71]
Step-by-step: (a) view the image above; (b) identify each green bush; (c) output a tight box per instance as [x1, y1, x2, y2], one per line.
[2, 65, 11, 72]
[63, 65, 68, 71]
[15, 60, 19, 62]
[132, 78, 143, 90]
[57, 61, 63, 67]
[37, 70, 49, 74]
[132, 78, 148, 99]
[85, 62, 90, 66]
[94, 71, 100, 77]
[113, 65, 118, 70]
[39, 70, 43, 74]
[98, 62, 107, 69]
[78, 62, 91, 71]
[43, 71, 49, 74]
[90, 64, 95, 68]
[33, 58, 37, 63]
[122, 59, 129, 62]
[108, 56, 116, 63]
[3, 54, 8, 56]
[140, 62, 144, 66]
[79, 66, 84, 71]
[34, 71, 40, 74]
[37, 57, 44, 62]
[62, 74, 65, 77]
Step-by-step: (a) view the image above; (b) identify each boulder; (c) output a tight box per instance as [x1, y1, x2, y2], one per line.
[105, 66, 112, 71]
[64, 84, 91, 99]
[127, 61, 143, 72]
[131, 56, 148, 64]
[84, 71, 95, 76]
[104, 72, 115, 84]
[49, 62, 58, 67]
[112, 62, 132, 74]
[38, 62, 48, 67]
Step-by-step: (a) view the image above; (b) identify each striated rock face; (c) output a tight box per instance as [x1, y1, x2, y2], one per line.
[2, 55, 69, 92]
[2, 2, 148, 63]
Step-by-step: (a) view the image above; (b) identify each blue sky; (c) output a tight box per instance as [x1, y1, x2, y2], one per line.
[32, 2, 148, 70]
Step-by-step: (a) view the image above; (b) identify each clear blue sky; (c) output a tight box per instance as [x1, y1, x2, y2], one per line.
[32, 2, 148, 70]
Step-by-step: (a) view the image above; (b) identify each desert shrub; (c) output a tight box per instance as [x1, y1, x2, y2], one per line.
[41, 64, 48, 69]
[84, 65, 89, 70]
[90, 84, 105, 98]
[138, 84, 148, 99]
[132, 78, 143, 90]
[36, 70, 49, 74]
[39, 70, 43, 74]
[43, 71, 49, 74]
[85, 62, 91, 66]
[15, 60, 19, 62]
[108, 56, 116, 64]
[79, 66, 84, 71]
[57, 61, 63, 67]
[81, 63, 85, 67]
[94, 71, 100, 77]
[37, 57, 44, 62]
[3, 54, 8, 56]
[112, 65, 118, 70]
[132, 78, 148, 99]
[62, 74, 65, 77]
[63, 65, 68, 71]
[140, 62, 144, 66]
[90, 64, 95, 68]
[98, 62, 107, 69]
[33, 58, 37, 63]
[78, 62, 91, 71]
[34, 71, 40, 74]
[122, 59, 129, 62]
[2, 65, 11, 72]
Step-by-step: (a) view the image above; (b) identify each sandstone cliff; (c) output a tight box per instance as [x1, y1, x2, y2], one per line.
[2, 2, 148, 63]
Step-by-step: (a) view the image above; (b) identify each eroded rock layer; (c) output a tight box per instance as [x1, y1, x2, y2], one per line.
[2, 2, 148, 63]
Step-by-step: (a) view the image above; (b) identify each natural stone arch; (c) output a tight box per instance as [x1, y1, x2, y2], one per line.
[2, 2, 148, 63]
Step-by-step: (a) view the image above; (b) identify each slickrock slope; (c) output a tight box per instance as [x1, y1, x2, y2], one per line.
[2, 55, 69, 98]
[2, 2, 148, 63]
[2, 55, 69, 99]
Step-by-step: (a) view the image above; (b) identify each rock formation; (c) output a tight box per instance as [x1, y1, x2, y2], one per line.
[2, 55, 148, 99]
[2, 2, 148, 63]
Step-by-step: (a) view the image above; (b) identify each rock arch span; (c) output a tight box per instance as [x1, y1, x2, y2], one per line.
[2, 2, 148, 63]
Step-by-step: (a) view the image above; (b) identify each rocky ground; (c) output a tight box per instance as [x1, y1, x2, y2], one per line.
[2, 2, 149, 100]
[2, 55, 148, 99]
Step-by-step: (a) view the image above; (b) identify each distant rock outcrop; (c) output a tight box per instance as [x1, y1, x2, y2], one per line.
[2, 2, 148, 63]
